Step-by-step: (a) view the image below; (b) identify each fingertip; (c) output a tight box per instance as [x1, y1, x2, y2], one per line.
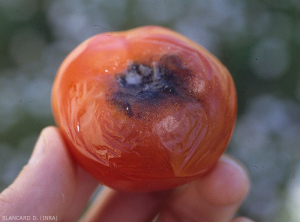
[195, 155, 250, 206]
[220, 155, 251, 186]
[230, 216, 255, 222]
[28, 126, 57, 165]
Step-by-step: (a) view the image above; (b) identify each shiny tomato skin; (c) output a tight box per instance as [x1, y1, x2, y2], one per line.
[52, 26, 237, 192]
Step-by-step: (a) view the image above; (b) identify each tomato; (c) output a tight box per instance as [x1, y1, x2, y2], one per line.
[51, 26, 237, 192]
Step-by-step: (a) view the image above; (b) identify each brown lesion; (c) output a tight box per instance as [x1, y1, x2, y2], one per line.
[107, 92, 134, 118]
[106, 54, 200, 118]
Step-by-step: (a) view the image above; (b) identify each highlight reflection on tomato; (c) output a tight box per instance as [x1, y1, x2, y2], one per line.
[51, 26, 237, 192]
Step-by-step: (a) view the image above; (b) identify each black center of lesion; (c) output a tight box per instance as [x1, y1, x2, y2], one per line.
[118, 61, 176, 96]
[107, 55, 193, 118]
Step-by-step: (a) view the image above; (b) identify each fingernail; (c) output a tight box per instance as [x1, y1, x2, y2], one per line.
[220, 155, 251, 185]
[28, 131, 46, 165]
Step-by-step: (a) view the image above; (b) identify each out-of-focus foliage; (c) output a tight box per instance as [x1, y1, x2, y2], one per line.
[1, 0, 300, 221]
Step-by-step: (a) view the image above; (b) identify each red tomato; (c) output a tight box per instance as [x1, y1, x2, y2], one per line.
[51, 26, 237, 192]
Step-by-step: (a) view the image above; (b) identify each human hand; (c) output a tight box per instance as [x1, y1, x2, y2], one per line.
[0, 126, 253, 222]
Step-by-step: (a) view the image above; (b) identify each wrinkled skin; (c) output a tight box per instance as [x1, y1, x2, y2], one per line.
[52, 26, 237, 192]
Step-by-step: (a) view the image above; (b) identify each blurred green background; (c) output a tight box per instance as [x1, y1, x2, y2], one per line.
[1, 0, 300, 221]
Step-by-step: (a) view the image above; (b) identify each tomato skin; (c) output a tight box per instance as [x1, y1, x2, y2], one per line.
[52, 26, 237, 192]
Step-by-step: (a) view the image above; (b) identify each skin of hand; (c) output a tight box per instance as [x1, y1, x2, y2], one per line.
[0, 126, 254, 222]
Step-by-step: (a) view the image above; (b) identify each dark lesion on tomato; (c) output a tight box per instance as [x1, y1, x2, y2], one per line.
[106, 54, 197, 118]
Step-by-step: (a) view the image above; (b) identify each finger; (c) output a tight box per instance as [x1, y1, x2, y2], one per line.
[230, 217, 255, 222]
[79, 187, 171, 222]
[61, 166, 99, 222]
[0, 126, 97, 221]
[157, 155, 250, 222]
[0, 126, 76, 219]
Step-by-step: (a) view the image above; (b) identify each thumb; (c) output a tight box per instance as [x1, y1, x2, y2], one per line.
[0, 127, 77, 220]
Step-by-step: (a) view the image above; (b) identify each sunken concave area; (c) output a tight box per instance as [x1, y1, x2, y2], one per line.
[108, 54, 197, 119]
[51, 26, 237, 192]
